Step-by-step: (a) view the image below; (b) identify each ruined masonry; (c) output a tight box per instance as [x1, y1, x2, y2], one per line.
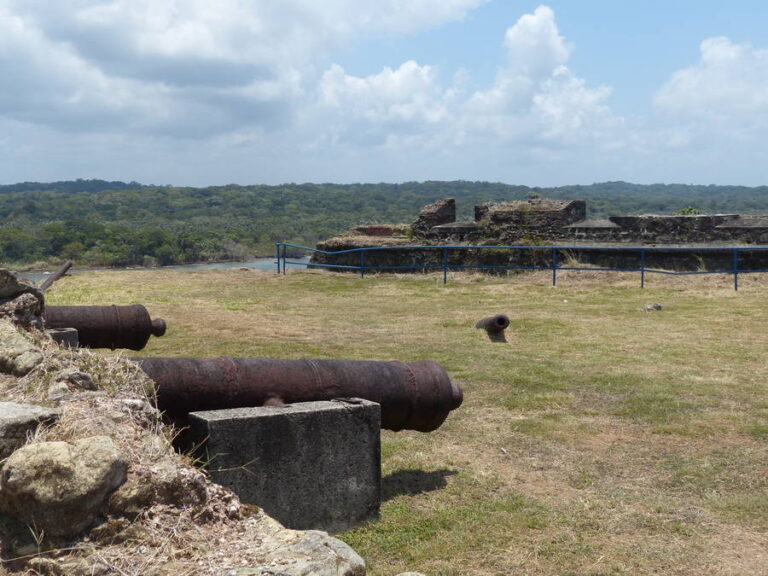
[311, 197, 768, 272]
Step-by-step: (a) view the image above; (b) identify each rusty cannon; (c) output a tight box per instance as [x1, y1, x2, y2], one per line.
[474, 314, 510, 334]
[475, 314, 510, 343]
[44, 305, 167, 351]
[133, 356, 463, 432]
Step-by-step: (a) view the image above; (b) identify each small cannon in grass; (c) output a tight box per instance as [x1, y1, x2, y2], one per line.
[133, 356, 463, 432]
[475, 314, 510, 342]
[44, 305, 167, 351]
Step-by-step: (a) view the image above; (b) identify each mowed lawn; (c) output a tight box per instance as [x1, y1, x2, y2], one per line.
[47, 268, 768, 576]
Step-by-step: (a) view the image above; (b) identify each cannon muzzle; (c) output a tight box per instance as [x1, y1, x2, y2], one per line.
[134, 356, 463, 432]
[475, 314, 510, 334]
[44, 305, 167, 351]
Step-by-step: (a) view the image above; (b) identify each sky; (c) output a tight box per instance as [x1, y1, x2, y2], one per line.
[2, 0, 768, 187]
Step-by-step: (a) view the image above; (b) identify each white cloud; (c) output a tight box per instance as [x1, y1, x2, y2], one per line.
[655, 37, 768, 124]
[503, 5, 571, 79]
[0, 0, 486, 138]
[313, 5, 619, 153]
[463, 5, 618, 146]
[317, 61, 451, 147]
[0, 2, 632, 185]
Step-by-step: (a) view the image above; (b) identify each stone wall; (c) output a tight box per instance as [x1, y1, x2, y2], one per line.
[310, 197, 768, 273]
[561, 214, 768, 245]
[411, 198, 456, 236]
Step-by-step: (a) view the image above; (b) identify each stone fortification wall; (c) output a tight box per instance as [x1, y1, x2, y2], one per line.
[310, 197, 768, 273]
[471, 199, 586, 242]
[561, 214, 768, 245]
[411, 198, 456, 236]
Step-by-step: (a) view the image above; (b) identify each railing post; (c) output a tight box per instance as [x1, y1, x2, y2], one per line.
[275, 243, 281, 274]
[733, 248, 739, 291]
[443, 247, 449, 285]
[551, 247, 558, 286]
[360, 249, 366, 278]
[282, 244, 287, 275]
[641, 248, 647, 289]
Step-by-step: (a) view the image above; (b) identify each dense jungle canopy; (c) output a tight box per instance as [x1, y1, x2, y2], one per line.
[2, 179, 767, 267]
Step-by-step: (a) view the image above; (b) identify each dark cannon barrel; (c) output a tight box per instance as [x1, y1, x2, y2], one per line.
[474, 314, 510, 334]
[134, 356, 463, 432]
[45, 305, 167, 351]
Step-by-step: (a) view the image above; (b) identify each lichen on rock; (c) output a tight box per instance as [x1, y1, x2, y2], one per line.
[0, 436, 128, 538]
[0, 269, 44, 328]
[0, 319, 44, 376]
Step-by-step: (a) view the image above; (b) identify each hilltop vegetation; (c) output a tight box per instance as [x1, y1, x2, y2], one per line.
[2, 179, 768, 268]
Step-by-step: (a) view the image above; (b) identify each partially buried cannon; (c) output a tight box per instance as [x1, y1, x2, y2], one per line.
[134, 356, 463, 432]
[475, 314, 510, 334]
[44, 304, 167, 351]
[475, 314, 510, 343]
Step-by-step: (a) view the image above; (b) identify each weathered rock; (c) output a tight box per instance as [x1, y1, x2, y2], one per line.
[412, 198, 456, 235]
[47, 382, 72, 401]
[28, 556, 111, 576]
[0, 293, 44, 328]
[0, 269, 42, 300]
[0, 436, 128, 538]
[0, 401, 60, 459]
[238, 519, 366, 576]
[56, 368, 98, 391]
[0, 269, 44, 327]
[109, 456, 208, 516]
[0, 319, 44, 376]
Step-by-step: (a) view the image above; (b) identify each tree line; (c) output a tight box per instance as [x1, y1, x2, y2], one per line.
[1, 179, 768, 268]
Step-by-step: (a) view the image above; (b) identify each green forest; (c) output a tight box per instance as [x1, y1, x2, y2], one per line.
[1, 179, 768, 268]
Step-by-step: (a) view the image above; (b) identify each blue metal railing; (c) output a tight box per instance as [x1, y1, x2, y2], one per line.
[275, 242, 768, 290]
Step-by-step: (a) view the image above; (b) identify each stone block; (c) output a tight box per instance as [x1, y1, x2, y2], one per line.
[0, 402, 60, 459]
[188, 399, 381, 533]
[48, 328, 79, 348]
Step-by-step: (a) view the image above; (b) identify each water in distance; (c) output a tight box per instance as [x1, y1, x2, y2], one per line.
[17, 257, 310, 285]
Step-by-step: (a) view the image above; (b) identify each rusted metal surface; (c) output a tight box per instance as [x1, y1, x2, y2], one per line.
[44, 305, 167, 350]
[134, 357, 463, 432]
[474, 314, 510, 334]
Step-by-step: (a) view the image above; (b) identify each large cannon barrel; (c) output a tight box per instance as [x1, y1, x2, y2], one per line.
[44, 305, 167, 351]
[134, 357, 463, 432]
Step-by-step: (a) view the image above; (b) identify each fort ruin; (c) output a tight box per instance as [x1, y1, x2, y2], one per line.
[311, 197, 768, 274]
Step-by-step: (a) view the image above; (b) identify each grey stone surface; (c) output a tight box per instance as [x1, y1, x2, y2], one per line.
[0, 269, 42, 300]
[236, 512, 366, 575]
[0, 401, 60, 459]
[56, 368, 98, 390]
[47, 382, 72, 400]
[189, 399, 381, 533]
[0, 270, 44, 327]
[48, 327, 79, 348]
[0, 319, 44, 375]
[412, 198, 456, 234]
[0, 436, 128, 538]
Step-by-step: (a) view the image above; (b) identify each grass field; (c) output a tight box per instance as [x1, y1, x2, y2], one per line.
[46, 268, 768, 575]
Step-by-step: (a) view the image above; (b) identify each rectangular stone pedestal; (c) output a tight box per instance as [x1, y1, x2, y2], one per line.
[188, 399, 381, 533]
[47, 328, 78, 348]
